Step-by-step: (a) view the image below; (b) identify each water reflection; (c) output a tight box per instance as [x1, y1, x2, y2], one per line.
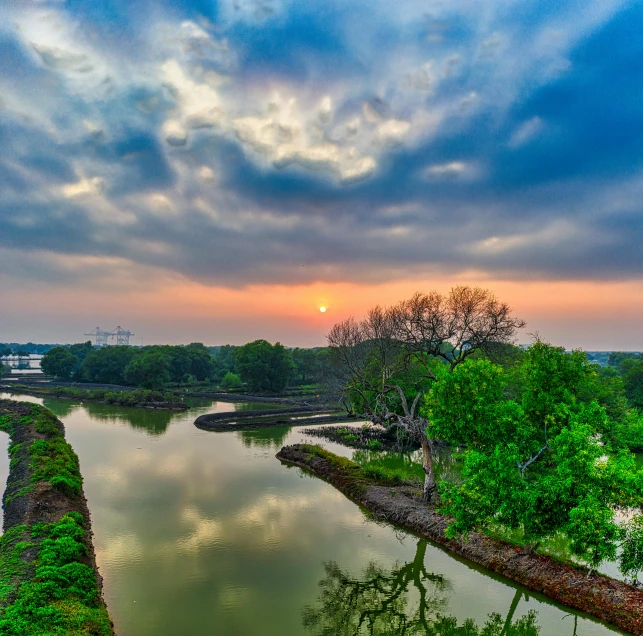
[303, 538, 539, 635]
[0, 392, 626, 635]
[238, 426, 291, 449]
[352, 447, 461, 483]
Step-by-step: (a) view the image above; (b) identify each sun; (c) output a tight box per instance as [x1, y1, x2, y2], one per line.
[319, 306, 327, 313]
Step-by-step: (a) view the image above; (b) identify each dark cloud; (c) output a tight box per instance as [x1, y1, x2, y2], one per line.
[0, 0, 641, 290]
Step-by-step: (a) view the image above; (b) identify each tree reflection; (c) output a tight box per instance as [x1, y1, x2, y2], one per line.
[238, 426, 291, 448]
[41, 398, 77, 419]
[303, 538, 540, 635]
[82, 401, 175, 435]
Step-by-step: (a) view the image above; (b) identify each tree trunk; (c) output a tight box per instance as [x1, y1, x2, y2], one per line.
[421, 435, 435, 503]
[501, 589, 522, 634]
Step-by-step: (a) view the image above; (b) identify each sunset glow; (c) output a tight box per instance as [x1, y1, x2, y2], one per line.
[0, 1, 641, 349]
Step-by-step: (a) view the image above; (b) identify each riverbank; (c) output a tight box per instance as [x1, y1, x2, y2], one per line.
[0, 384, 187, 410]
[0, 399, 113, 634]
[195, 408, 356, 431]
[185, 391, 305, 404]
[277, 443, 643, 635]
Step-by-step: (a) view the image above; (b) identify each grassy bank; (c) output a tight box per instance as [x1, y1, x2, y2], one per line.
[277, 443, 643, 635]
[2, 384, 187, 410]
[0, 400, 113, 635]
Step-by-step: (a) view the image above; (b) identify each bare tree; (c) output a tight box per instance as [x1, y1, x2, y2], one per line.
[327, 286, 525, 503]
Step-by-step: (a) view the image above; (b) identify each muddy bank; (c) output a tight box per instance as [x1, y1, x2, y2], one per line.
[277, 444, 643, 635]
[195, 410, 355, 431]
[197, 406, 322, 422]
[0, 399, 114, 633]
[186, 391, 303, 404]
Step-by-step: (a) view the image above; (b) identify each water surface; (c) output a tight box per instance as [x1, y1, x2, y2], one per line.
[0, 393, 627, 635]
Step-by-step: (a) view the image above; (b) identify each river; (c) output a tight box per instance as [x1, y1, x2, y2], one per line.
[0, 392, 627, 635]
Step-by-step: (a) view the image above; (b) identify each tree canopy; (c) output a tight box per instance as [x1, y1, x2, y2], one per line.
[433, 343, 643, 576]
[327, 286, 525, 501]
[40, 347, 78, 380]
[234, 340, 295, 394]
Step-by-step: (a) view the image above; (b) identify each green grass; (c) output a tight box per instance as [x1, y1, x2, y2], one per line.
[0, 513, 112, 635]
[9, 385, 181, 407]
[298, 444, 418, 486]
[0, 527, 33, 605]
[15, 406, 84, 498]
[0, 402, 113, 634]
[29, 438, 81, 498]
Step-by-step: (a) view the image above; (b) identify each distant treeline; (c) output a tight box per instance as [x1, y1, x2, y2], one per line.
[37, 340, 329, 394]
[0, 343, 59, 356]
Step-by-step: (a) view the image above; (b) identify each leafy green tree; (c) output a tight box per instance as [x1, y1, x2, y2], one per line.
[328, 287, 525, 501]
[234, 340, 295, 394]
[582, 366, 630, 433]
[566, 497, 619, 574]
[438, 344, 641, 568]
[0, 363, 11, 377]
[79, 346, 137, 385]
[124, 352, 171, 389]
[611, 410, 643, 452]
[220, 371, 242, 390]
[621, 359, 643, 409]
[426, 358, 525, 450]
[210, 345, 238, 382]
[184, 346, 215, 382]
[619, 515, 643, 584]
[292, 348, 326, 385]
[40, 347, 78, 380]
[0, 347, 12, 358]
[608, 352, 642, 371]
[67, 341, 94, 367]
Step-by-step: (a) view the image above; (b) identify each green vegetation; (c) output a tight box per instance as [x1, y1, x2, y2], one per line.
[353, 449, 424, 484]
[1, 405, 82, 498]
[424, 343, 643, 578]
[291, 347, 328, 385]
[40, 348, 78, 380]
[0, 513, 112, 635]
[220, 371, 242, 390]
[79, 345, 137, 385]
[31, 339, 331, 396]
[325, 289, 643, 582]
[124, 351, 171, 389]
[299, 444, 418, 486]
[234, 340, 295, 393]
[327, 286, 526, 501]
[0, 402, 112, 634]
[73, 342, 215, 387]
[10, 385, 183, 408]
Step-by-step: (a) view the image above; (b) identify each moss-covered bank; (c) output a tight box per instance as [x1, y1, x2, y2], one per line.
[277, 443, 643, 635]
[0, 384, 186, 410]
[0, 399, 113, 635]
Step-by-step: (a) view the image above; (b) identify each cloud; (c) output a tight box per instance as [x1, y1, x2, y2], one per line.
[0, 0, 642, 304]
[508, 117, 544, 148]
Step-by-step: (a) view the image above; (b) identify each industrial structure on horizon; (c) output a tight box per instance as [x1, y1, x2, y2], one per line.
[84, 326, 135, 347]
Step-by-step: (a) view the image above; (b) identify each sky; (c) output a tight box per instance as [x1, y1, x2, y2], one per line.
[1, 0, 643, 349]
